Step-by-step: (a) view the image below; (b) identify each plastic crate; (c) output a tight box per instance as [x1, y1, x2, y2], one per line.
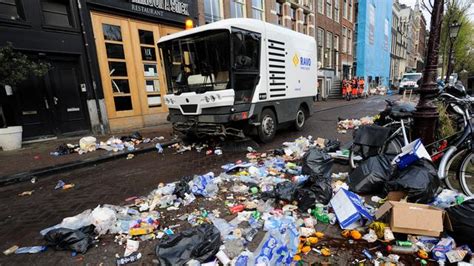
[393, 138, 431, 170]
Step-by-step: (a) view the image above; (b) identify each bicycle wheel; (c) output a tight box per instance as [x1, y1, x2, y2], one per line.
[349, 136, 402, 169]
[443, 149, 468, 191]
[459, 151, 474, 196]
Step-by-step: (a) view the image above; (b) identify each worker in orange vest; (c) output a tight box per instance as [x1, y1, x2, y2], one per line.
[351, 77, 358, 98]
[358, 77, 365, 97]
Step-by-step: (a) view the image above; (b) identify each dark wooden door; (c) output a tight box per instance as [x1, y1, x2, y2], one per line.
[15, 55, 90, 139]
[47, 58, 89, 135]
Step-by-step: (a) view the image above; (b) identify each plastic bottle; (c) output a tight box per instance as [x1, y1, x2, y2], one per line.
[245, 228, 259, 242]
[14, 246, 47, 254]
[387, 245, 419, 254]
[116, 252, 142, 265]
[233, 251, 255, 266]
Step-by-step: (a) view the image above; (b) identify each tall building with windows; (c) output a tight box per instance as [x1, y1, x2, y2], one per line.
[315, 0, 356, 99]
[355, 0, 393, 89]
[198, 0, 316, 37]
[390, 0, 408, 85]
[0, 0, 199, 137]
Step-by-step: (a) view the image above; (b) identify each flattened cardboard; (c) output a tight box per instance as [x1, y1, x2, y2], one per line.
[375, 201, 449, 237]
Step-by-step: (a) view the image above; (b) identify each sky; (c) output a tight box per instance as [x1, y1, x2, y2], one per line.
[399, 0, 474, 29]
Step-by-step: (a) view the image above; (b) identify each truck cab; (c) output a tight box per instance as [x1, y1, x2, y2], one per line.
[158, 18, 317, 142]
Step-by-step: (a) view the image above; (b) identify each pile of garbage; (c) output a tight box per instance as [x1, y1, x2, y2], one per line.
[337, 116, 375, 133]
[8, 136, 474, 265]
[50, 132, 165, 156]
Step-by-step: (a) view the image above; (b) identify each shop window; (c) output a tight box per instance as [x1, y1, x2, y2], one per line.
[111, 79, 130, 94]
[140, 46, 156, 61]
[0, 0, 24, 21]
[114, 96, 132, 111]
[41, 0, 72, 28]
[103, 24, 122, 41]
[230, 0, 245, 18]
[139, 30, 154, 45]
[204, 0, 223, 23]
[108, 62, 127, 77]
[251, 0, 264, 21]
[106, 43, 125, 59]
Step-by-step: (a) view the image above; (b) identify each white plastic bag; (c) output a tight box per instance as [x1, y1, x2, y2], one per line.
[91, 206, 117, 235]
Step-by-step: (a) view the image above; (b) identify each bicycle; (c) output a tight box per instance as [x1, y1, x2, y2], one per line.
[349, 94, 474, 195]
[437, 93, 474, 196]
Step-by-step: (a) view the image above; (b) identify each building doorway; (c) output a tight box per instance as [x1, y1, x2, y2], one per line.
[91, 12, 181, 132]
[14, 55, 90, 139]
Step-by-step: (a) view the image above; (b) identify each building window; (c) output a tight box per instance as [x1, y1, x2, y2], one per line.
[335, 35, 340, 70]
[326, 0, 332, 19]
[0, 0, 24, 20]
[334, 0, 340, 22]
[251, 0, 264, 21]
[230, 0, 245, 18]
[204, 0, 223, 23]
[342, 0, 347, 19]
[342, 27, 347, 53]
[317, 28, 324, 65]
[326, 31, 333, 67]
[348, 0, 352, 22]
[275, 2, 282, 25]
[318, 0, 324, 14]
[291, 8, 296, 30]
[41, 0, 72, 27]
[348, 29, 352, 55]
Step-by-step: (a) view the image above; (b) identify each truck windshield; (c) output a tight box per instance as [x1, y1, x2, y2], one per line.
[402, 74, 422, 82]
[160, 30, 230, 94]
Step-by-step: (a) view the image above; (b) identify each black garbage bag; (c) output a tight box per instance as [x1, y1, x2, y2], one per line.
[352, 125, 391, 158]
[44, 225, 95, 254]
[348, 155, 392, 194]
[301, 148, 333, 179]
[174, 176, 193, 199]
[155, 223, 221, 265]
[307, 177, 333, 205]
[121, 131, 143, 142]
[324, 139, 341, 153]
[295, 188, 317, 211]
[384, 159, 440, 203]
[260, 181, 296, 202]
[446, 199, 474, 248]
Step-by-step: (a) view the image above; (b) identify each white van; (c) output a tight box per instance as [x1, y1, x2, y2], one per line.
[158, 18, 318, 142]
[399, 73, 422, 94]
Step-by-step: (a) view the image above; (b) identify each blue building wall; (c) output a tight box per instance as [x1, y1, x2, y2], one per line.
[356, 0, 393, 89]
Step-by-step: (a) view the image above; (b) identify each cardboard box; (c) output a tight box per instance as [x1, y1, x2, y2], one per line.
[375, 201, 452, 237]
[330, 189, 374, 229]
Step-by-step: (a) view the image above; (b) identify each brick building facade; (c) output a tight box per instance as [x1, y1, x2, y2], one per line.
[315, 0, 356, 98]
[198, 0, 316, 36]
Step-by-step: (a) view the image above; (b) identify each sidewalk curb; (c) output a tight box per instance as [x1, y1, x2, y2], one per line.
[0, 139, 179, 187]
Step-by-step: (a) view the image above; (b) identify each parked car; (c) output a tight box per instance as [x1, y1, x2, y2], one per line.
[398, 73, 422, 94]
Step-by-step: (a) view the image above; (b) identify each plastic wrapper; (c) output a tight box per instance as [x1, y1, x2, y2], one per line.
[191, 172, 218, 197]
[44, 225, 95, 254]
[348, 155, 392, 194]
[91, 206, 117, 235]
[446, 199, 474, 248]
[155, 223, 221, 265]
[384, 159, 440, 203]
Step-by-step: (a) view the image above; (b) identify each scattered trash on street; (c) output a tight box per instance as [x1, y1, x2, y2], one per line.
[9, 134, 472, 265]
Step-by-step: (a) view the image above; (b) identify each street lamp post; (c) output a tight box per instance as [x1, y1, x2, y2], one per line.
[412, 0, 444, 145]
[445, 21, 462, 83]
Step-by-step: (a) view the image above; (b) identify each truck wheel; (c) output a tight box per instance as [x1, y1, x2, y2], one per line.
[294, 106, 306, 131]
[257, 109, 276, 143]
